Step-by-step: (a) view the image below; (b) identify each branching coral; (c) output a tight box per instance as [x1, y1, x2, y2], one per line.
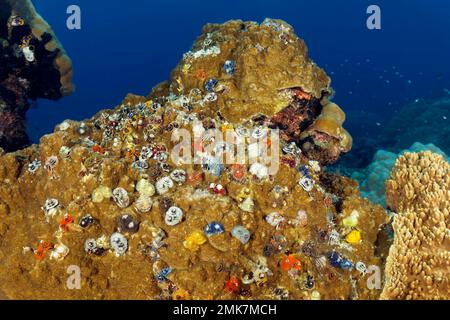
[350, 142, 447, 207]
[381, 151, 450, 300]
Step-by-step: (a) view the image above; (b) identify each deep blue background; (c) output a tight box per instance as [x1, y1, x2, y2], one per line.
[29, 0, 450, 145]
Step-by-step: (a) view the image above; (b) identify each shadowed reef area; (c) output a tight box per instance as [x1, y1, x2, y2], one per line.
[0, 0, 73, 152]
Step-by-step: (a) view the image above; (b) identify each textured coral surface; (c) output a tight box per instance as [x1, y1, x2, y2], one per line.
[381, 151, 450, 300]
[173, 19, 331, 124]
[0, 19, 387, 300]
[351, 142, 447, 207]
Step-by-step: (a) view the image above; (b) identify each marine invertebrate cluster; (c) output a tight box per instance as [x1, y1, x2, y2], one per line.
[0, 0, 73, 151]
[0, 19, 387, 300]
[172, 19, 351, 165]
[381, 151, 450, 300]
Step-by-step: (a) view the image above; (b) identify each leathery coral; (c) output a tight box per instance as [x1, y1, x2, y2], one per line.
[381, 151, 450, 300]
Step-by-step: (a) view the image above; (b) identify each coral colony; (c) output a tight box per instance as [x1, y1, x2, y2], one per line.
[0, 0, 73, 152]
[0, 15, 448, 300]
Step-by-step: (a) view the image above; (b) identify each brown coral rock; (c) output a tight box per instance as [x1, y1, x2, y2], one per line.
[381, 151, 450, 300]
[170, 19, 351, 164]
[172, 19, 331, 123]
[299, 102, 353, 164]
[0, 19, 382, 300]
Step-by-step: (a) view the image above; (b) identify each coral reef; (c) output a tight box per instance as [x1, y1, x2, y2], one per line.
[350, 142, 447, 207]
[0, 19, 387, 300]
[335, 109, 386, 169]
[172, 19, 351, 165]
[381, 151, 450, 300]
[0, 0, 74, 151]
[380, 97, 450, 156]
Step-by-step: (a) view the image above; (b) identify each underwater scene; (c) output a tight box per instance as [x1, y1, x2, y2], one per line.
[0, 0, 449, 302]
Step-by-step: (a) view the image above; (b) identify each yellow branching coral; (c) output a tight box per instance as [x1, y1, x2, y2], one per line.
[381, 151, 450, 300]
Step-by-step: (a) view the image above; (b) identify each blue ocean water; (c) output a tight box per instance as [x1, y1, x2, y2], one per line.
[30, 0, 450, 154]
